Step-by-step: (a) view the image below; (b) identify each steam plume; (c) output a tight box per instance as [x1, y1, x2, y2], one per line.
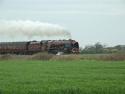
[0, 20, 71, 40]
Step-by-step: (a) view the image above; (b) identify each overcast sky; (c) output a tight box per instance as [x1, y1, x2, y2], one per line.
[0, 0, 125, 47]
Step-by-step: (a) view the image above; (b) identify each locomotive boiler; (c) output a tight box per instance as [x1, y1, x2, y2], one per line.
[0, 39, 79, 55]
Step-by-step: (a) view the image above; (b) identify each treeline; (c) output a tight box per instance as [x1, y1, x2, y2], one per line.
[80, 42, 125, 54]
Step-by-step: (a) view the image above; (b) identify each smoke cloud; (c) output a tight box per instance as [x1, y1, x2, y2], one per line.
[0, 20, 71, 40]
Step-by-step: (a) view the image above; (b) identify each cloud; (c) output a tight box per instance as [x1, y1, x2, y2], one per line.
[0, 20, 71, 40]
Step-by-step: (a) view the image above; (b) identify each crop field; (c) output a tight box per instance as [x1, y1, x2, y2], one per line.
[0, 60, 125, 94]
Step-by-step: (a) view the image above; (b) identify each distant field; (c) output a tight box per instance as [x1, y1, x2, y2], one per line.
[0, 60, 125, 94]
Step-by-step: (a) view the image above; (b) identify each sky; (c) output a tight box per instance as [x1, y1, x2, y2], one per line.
[0, 0, 125, 47]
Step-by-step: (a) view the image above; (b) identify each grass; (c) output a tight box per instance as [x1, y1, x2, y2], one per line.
[1, 53, 125, 61]
[0, 60, 125, 94]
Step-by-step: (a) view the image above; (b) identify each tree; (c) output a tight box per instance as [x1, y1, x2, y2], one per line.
[81, 42, 105, 54]
[94, 42, 104, 53]
[81, 45, 96, 54]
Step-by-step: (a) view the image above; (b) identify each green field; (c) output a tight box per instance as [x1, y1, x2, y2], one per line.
[0, 60, 125, 94]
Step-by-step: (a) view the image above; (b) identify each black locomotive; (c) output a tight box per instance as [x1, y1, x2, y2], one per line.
[0, 39, 79, 54]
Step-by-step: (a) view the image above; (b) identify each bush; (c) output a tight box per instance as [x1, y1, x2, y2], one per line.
[98, 54, 125, 61]
[30, 52, 54, 60]
[0, 54, 12, 60]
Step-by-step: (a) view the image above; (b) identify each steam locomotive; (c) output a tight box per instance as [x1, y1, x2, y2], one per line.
[0, 40, 79, 55]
